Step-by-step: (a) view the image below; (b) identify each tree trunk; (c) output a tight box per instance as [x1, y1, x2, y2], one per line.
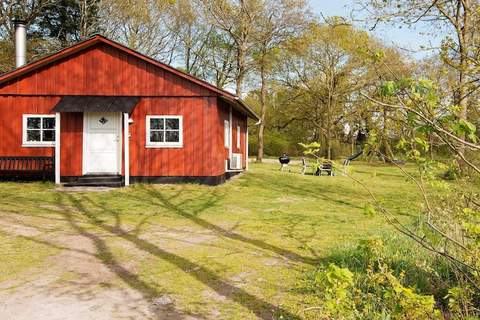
[326, 72, 334, 160]
[236, 46, 246, 96]
[382, 106, 394, 161]
[257, 64, 267, 162]
[326, 125, 332, 160]
[454, 0, 471, 162]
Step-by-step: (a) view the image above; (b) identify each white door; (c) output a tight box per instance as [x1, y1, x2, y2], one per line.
[83, 112, 122, 174]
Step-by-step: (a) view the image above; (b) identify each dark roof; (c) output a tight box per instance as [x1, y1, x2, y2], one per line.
[0, 34, 260, 121]
[52, 96, 140, 113]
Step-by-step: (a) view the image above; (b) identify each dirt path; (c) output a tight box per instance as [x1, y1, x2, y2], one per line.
[0, 223, 203, 320]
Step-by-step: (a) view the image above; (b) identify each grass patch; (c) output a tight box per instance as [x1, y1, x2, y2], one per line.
[0, 161, 431, 319]
[0, 230, 58, 283]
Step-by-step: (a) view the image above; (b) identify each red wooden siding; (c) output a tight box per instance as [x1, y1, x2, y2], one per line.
[0, 97, 83, 176]
[0, 43, 212, 97]
[60, 113, 83, 176]
[0, 96, 247, 179]
[129, 97, 225, 177]
[232, 110, 248, 168]
[217, 98, 248, 169]
[0, 96, 58, 157]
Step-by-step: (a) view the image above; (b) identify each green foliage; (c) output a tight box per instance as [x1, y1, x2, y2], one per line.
[363, 203, 377, 217]
[380, 80, 396, 97]
[299, 142, 322, 159]
[313, 263, 355, 318]
[303, 237, 449, 319]
[249, 131, 296, 156]
[451, 119, 478, 143]
[441, 161, 461, 180]
[446, 286, 478, 319]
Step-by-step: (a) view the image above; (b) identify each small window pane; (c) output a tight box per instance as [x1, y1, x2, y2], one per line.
[43, 118, 55, 129]
[43, 130, 55, 141]
[165, 131, 179, 142]
[165, 118, 179, 130]
[150, 118, 164, 130]
[150, 131, 164, 142]
[27, 118, 41, 129]
[27, 130, 41, 141]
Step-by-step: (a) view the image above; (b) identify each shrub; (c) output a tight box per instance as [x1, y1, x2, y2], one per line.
[301, 236, 463, 319]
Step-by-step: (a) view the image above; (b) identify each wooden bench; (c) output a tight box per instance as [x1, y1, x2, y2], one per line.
[0, 156, 54, 181]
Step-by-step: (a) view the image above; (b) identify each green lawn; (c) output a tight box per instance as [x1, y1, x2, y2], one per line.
[0, 162, 423, 319]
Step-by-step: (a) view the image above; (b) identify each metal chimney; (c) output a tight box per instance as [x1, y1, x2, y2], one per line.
[13, 19, 27, 68]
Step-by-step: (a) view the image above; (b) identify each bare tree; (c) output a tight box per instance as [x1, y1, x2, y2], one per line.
[99, 0, 177, 61]
[202, 0, 263, 96]
[253, 0, 310, 162]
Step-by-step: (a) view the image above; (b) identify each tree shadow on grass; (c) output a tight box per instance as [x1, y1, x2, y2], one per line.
[125, 184, 321, 265]
[50, 191, 301, 320]
[240, 173, 365, 210]
[246, 172, 418, 219]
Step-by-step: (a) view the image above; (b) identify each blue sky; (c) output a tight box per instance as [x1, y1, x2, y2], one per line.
[309, 0, 442, 58]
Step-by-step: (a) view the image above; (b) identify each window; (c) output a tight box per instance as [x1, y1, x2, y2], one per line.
[224, 120, 230, 148]
[237, 125, 241, 149]
[22, 115, 56, 147]
[146, 115, 183, 148]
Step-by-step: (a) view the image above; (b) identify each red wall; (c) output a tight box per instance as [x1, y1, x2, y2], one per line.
[129, 97, 225, 177]
[0, 95, 248, 177]
[0, 96, 58, 157]
[60, 112, 83, 176]
[218, 99, 248, 169]
[0, 43, 212, 97]
[232, 109, 248, 168]
[0, 96, 84, 176]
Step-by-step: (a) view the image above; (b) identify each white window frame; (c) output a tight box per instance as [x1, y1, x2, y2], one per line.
[22, 114, 56, 147]
[146, 115, 183, 148]
[237, 125, 241, 149]
[224, 120, 230, 148]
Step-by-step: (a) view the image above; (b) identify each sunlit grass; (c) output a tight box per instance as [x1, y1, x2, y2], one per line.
[0, 161, 427, 319]
[0, 230, 59, 283]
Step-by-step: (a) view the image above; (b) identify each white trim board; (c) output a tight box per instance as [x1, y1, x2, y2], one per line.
[124, 113, 130, 186]
[55, 113, 61, 184]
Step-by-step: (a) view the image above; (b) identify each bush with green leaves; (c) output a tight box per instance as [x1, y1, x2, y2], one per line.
[302, 237, 446, 319]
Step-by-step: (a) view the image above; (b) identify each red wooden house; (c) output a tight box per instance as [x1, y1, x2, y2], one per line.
[0, 34, 258, 186]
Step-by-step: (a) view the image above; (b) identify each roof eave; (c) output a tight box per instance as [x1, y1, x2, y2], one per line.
[220, 95, 260, 121]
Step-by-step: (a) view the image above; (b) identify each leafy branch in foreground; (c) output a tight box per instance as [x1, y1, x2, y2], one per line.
[342, 54, 480, 316]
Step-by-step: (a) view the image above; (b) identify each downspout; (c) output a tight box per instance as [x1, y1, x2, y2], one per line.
[123, 113, 130, 186]
[55, 113, 61, 184]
